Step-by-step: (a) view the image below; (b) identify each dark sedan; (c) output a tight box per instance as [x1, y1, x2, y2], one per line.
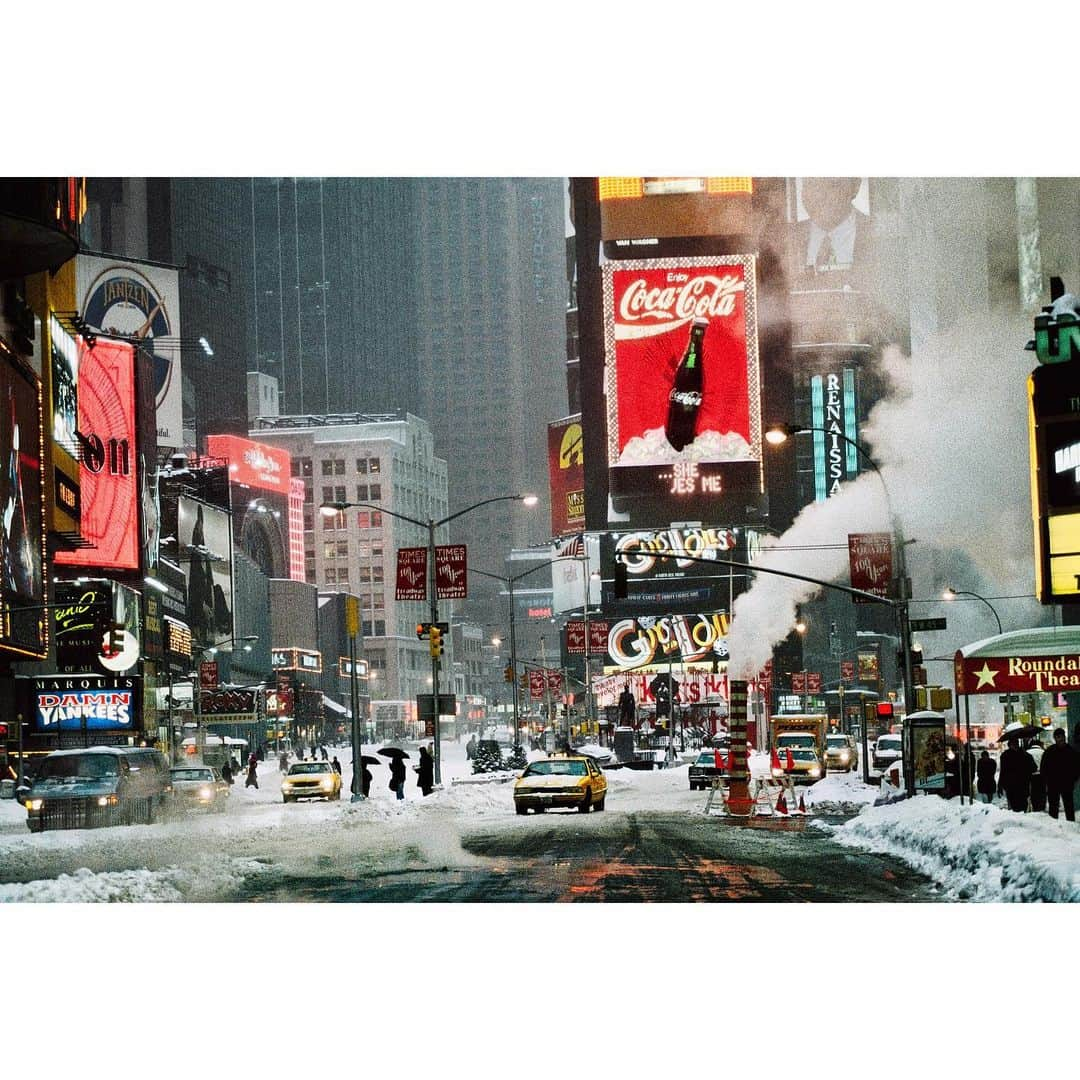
[689, 749, 728, 790]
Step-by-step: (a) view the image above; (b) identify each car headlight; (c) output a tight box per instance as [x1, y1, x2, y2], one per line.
[198, 786, 212, 800]
[320, 777, 334, 791]
[771, 768, 783, 777]
[839, 751, 850, 762]
[97, 795, 120, 807]
[27, 798, 43, 811]
[281, 783, 290, 792]
[809, 767, 821, 777]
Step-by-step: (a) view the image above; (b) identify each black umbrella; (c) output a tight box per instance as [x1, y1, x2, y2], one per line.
[998, 723, 1040, 744]
[360, 755, 381, 767]
[377, 747, 411, 760]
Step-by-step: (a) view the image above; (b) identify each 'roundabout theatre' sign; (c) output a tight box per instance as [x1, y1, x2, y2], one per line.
[954, 651, 1080, 695]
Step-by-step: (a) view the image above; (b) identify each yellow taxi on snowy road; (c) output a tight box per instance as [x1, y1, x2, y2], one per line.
[281, 760, 341, 803]
[513, 755, 607, 815]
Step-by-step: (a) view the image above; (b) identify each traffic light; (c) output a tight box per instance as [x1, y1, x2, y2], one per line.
[429, 626, 443, 658]
[504, 664, 514, 684]
[614, 559, 628, 599]
[416, 623, 430, 640]
[876, 701, 895, 725]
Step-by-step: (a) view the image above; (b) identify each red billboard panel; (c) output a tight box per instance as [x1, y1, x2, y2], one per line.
[601, 255, 762, 509]
[565, 619, 610, 656]
[395, 547, 427, 601]
[954, 650, 1080, 695]
[206, 434, 290, 495]
[528, 669, 547, 700]
[840, 660, 855, 681]
[435, 544, 467, 600]
[288, 477, 306, 581]
[791, 672, 806, 693]
[0, 349, 46, 658]
[548, 415, 585, 536]
[55, 339, 139, 571]
[806, 672, 822, 693]
[848, 532, 893, 602]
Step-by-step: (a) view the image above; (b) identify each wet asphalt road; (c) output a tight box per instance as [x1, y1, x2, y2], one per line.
[237, 811, 940, 903]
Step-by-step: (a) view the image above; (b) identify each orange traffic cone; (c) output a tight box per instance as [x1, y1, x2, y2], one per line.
[785, 748, 795, 771]
[770, 747, 782, 772]
[775, 789, 789, 815]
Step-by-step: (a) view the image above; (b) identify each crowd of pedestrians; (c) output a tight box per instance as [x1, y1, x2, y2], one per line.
[976, 728, 1079, 821]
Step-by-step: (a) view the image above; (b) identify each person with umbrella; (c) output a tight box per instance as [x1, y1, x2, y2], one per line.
[997, 736, 1035, 811]
[357, 755, 380, 798]
[417, 744, 434, 796]
[379, 747, 409, 800]
[221, 758, 234, 787]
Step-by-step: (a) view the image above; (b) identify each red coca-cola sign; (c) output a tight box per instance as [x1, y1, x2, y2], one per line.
[395, 547, 427, 601]
[435, 544, 467, 600]
[848, 532, 893, 602]
[602, 256, 760, 469]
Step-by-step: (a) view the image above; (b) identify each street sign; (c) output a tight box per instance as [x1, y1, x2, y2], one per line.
[998, 694, 1019, 703]
[910, 617, 947, 632]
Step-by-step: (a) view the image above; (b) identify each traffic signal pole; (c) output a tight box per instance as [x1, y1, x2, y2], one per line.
[428, 518, 442, 786]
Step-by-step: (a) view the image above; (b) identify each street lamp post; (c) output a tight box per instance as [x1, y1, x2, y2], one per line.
[322, 494, 537, 786]
[766, 422, 917, 791]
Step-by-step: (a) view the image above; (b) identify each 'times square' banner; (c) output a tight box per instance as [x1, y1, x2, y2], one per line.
[601, 255, 762, 514]
[55, 339, 139, 572]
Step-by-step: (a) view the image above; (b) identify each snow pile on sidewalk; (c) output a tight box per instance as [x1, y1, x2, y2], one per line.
[831, 797, 1080, 902]
[803, 770, 881, 812]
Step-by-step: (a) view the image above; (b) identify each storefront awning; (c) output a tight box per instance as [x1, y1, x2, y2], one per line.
[322, 694, 349, 717]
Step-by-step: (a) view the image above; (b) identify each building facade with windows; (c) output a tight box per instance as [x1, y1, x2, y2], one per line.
[251, 411, 449, 705]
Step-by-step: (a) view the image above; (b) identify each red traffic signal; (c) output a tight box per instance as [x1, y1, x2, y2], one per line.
[876, 702, 894, 718]
[416, 623, 430, 640]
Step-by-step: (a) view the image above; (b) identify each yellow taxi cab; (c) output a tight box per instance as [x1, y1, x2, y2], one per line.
[772, 748, 824, 784]
[281, 760, 341, 803]
[513, 755, 607, 815]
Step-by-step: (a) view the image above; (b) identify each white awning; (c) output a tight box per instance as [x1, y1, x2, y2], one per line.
[322, 694, 350, 717]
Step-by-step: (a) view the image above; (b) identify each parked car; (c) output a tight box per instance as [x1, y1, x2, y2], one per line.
[689, 749, 728, 790]
[772, 748, 824, 784]
[872, 733, 903, 771]
[24, 747, 171, 832]
[169, 765, 229, 812]
[281, 760, 342, 803]
[513, 755, 607, 814]
[824, 733, 858, 772]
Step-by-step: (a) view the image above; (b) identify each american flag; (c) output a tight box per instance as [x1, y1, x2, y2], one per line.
[558, 534, 585, 558]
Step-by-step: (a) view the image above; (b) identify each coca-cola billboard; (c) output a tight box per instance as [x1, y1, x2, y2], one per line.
[600, 255, 762, 516]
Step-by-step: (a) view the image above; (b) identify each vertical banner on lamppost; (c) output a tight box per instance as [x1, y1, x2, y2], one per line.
[840, 660, 855, 681]
[791, 672, 806, 694]
[806, 672, 822, 694]
[857, 651, 880, 683]
[848, 532, 893, 603]
[528, 669, 547, 701]
[395, 547, 428, 601]
[435, 544, 467, 599]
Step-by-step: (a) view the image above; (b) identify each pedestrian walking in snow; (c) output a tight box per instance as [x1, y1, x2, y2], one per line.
[417, 745, 434, 796]
[361, 762, 373, 798]
[389, 755, 406, 800]
[465, 734, 477, 761]
[975, 750, 996, 804]
[278, 752, 289, 773]
[1041, 727, 1080, 822]
[245, 754, 259, 790]
[331, 756, 341, 775]
[221, 759, 234, 786]
[321, 745, 329, 761]
[998, 738, 1035, 812]
[1027, 738, 1046, 811]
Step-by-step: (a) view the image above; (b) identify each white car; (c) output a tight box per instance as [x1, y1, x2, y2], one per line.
[872, 733, 903, 771]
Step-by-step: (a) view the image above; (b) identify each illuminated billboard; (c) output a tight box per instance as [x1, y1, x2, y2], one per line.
[206, 434, 290, 495]
[0, 346, 47, 658]
[177, 496, 234, 649]
[55, 339, 139, 572]
[547, 415, 585, 535]
[32, 674, 139, 734]
[77, 255, 183, 448]
[600, 255, 762, 520]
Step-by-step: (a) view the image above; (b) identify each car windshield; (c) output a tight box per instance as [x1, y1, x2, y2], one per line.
[790, 750, 819, 762]
[879, 737, 902, 750]
[695, 753, 716, 764]
[172, 768, 213, 781]
[826, 736, 848, 748]
[778, 734, 816, 748]
[38, 754, 119, 780]
[289, 763, 330, 774]
[524, 760, 587, 777]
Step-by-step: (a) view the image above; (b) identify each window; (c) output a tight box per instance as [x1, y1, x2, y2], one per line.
[356, 459, 367, 474]
[356, 484, 368, 501]
[369, 458, 381, 473]
[334, 459, 345, 476]
[303, 509, 314, 531]
[334, 486, 346, 503]
[358, 567, 371, 583]
[301, 458, 313, 477]
[325, 568, 337, 583]
[336, 540, 348, 557]
[322, 460, 333, 476]
[337, 568, 349, 584]
[371, 512, 382, 528]
[374, 620, 386, 636]
[324, 541, 337, 559]
[322, 486, 334, 504]
[369, 484, 381, 500]
[290, 459, 300, 476]
[372, 566, 383, 583]
[357, 511, 370, 529]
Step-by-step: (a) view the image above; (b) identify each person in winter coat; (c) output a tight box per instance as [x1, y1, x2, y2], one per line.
[278, 751, 289, 773]
[389, 755, 406, 800]
[1041, 727, 1080, 821]
[331, 756, 341, 775]
[361, 762, 373, 798]
[975, 750, 997, 804]
[1027, 738, 1046, 812]
[465, 735, 477, 761]
[245, 754, 259, 790]
[417, 745, 434, 796]
[997, 738, 1035, 811]
[221, 759, 234, 786]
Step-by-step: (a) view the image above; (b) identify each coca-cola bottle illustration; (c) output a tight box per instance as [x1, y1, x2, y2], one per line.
[665, 317, 708, 452]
